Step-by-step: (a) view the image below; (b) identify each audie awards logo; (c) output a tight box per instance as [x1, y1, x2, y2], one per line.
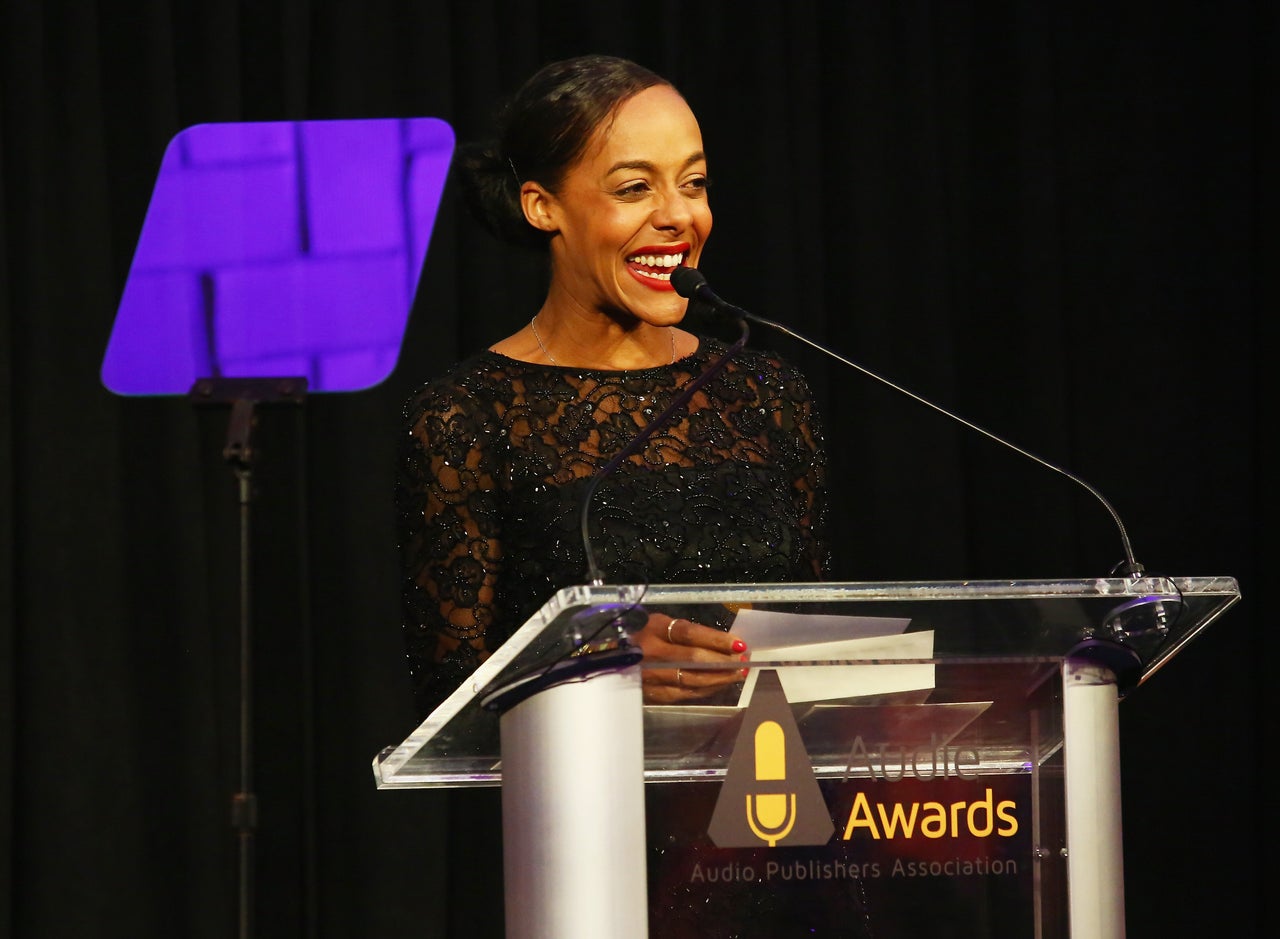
[707, 670, 833, 848]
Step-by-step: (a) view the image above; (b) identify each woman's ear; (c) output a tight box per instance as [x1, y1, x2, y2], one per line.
[520, 182, 560, 234]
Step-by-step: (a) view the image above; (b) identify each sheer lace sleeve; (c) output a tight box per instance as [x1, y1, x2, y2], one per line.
[772, 361, 830, 581]
[396, 377, 505, 716]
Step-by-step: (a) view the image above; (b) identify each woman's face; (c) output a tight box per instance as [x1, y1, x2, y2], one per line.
[531, 84, 712, 325]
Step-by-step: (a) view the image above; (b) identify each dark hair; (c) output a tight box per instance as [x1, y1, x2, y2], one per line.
[456, 55, 671, 250]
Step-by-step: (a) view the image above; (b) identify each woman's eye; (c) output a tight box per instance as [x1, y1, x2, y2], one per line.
[682, 176, 711, 193]
[615, 182, 650, 198]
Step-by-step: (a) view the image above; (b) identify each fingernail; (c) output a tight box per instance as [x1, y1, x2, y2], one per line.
[731, 639, 747, 653]
[740, 667, 749, 677]
[739, 653, 749, 662]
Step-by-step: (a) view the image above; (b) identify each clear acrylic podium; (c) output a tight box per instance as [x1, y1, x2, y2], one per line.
[374, 576, 1239, 939]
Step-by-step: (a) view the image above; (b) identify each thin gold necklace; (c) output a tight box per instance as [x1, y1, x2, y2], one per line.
[530, 314, 677, 367]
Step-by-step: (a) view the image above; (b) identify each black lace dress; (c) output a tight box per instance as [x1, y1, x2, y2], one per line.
[396, 336, 829, 718]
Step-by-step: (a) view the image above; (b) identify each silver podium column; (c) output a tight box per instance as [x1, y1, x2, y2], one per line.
[498, 664, 648, 939]
[1062, 658, 1126, 939]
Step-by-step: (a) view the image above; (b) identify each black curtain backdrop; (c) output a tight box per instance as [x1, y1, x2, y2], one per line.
[2, 2, 1272, 937]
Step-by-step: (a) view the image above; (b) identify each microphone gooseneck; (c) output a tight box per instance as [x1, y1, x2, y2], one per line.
[671, 266, 1145, 578]
[578, 298, 751, 585]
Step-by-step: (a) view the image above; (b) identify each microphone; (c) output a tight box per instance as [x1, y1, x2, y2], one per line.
[671, 266, 1147, 579]
[577, 296, 751, 588]
[745, 719, 798, 847]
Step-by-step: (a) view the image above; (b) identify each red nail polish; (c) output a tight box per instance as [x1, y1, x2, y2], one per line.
[739, 653, 749, 662]
[731, 639, 747, 653]
[740, 667, 749, 677]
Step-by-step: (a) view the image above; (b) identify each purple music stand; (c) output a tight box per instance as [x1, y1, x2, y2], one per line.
[103, 117, 453, 396]
[101, 118, 454, 939]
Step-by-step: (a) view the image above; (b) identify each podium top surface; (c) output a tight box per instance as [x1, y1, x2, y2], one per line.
[374, 575, 1239, 789]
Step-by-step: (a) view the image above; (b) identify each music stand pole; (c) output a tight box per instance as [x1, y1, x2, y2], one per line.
[191, 377, 307, 939]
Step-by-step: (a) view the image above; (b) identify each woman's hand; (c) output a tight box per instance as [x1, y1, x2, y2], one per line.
[632, 612, 749, 704]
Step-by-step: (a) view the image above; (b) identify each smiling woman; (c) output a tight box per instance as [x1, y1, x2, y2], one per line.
[396, 55, 830, 718]
[512, 82, 711, 365]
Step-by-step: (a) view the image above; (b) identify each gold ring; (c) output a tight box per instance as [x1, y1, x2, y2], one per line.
[667, 617, 677, 643]
[676, 668, 683, 687]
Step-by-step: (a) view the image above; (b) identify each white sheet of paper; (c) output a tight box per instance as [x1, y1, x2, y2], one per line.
[736, 629, 936, 707]
[731, 608, 911, 650]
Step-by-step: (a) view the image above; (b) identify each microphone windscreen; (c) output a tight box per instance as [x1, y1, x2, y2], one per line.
[671, 265, 707, 299]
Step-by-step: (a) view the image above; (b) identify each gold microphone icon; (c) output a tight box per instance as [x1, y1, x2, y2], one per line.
[709, 670, 832, 849]
[745, 720, 797, 846]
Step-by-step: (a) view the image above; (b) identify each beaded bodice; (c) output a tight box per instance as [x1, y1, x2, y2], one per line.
[396, 337, 828, 717]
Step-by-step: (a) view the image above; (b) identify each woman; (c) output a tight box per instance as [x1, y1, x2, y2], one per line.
[397, 54, 828, 719]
